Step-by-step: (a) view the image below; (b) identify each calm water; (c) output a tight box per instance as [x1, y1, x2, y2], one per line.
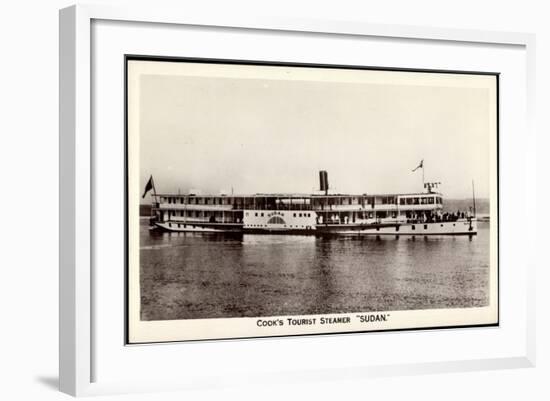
[140, 220, 490, 321]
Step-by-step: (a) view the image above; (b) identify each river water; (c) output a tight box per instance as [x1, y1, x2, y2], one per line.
[139, 220, 490, 321]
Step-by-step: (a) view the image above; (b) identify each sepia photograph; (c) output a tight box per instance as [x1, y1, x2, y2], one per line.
[126, 57, 498, 343]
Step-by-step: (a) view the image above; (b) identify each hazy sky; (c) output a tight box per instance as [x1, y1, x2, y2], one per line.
[135, 61, 496, 199]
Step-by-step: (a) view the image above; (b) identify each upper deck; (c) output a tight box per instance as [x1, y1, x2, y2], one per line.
[153, 192, 444, 213]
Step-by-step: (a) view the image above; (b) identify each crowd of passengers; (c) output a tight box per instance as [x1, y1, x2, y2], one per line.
[407, 210, 472, 224]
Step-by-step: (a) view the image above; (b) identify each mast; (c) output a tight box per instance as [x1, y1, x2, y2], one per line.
[412, 159, 424, 191]
[422, 161, 425, 190]
[472, 180, 477, 217]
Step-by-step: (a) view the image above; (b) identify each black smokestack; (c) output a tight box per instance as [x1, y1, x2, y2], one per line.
[319, 170, 329, 194]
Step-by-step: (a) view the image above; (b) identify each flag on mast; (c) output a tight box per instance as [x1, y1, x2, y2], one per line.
[412, 159, 424, 172]
[142, 175, 155, 198]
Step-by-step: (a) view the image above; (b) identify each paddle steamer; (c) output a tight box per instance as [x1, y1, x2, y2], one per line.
[144, 171, 476, 236]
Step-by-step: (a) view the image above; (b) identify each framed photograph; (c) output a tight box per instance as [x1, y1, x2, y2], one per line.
[60, 4, 536, 396]
[126, 56, 498, 344]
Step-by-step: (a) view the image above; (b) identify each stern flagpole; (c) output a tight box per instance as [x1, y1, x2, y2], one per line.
[152, 175, 157, 198]
[472, 180, 477, 217]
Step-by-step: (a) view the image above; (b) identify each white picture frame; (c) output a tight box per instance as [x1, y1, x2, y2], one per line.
[59, 4, 536, 397]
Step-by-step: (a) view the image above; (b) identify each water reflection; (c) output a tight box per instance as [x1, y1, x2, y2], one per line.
[139, 221, 490, 321]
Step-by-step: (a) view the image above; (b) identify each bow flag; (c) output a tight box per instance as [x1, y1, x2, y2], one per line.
[142, 175, 155, 198]
[412, 159, 424, 172]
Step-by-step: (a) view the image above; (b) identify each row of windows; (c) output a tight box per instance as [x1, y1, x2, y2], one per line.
[245, 225, 313, 229]
[245, 212, 313, 218]
[163, 197, 246, 205]
[399, 197, 442, 205]
[168, 222, 199, 229]
[162, 196, 442, 206]
[314, 196, 399, 205]
[319, 211, 389, 219]
[409, 223, 455, 230]
[165, 221, 457, 230]
[374, 223, 457, 232]
[163, 197, 313, 207]
[169, 210, 233, 217]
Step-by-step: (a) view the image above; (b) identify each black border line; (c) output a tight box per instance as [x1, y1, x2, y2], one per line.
[124, 55, 500, 346]
[124, 56, 129, 345]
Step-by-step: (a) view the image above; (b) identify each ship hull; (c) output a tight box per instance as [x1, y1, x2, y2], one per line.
[154, 219, 477, 236]
[154, 221, 243, 233]
[317, 219, 476, 235]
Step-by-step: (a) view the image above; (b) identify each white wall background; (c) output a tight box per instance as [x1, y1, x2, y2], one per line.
[0, 0, 547, 400]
